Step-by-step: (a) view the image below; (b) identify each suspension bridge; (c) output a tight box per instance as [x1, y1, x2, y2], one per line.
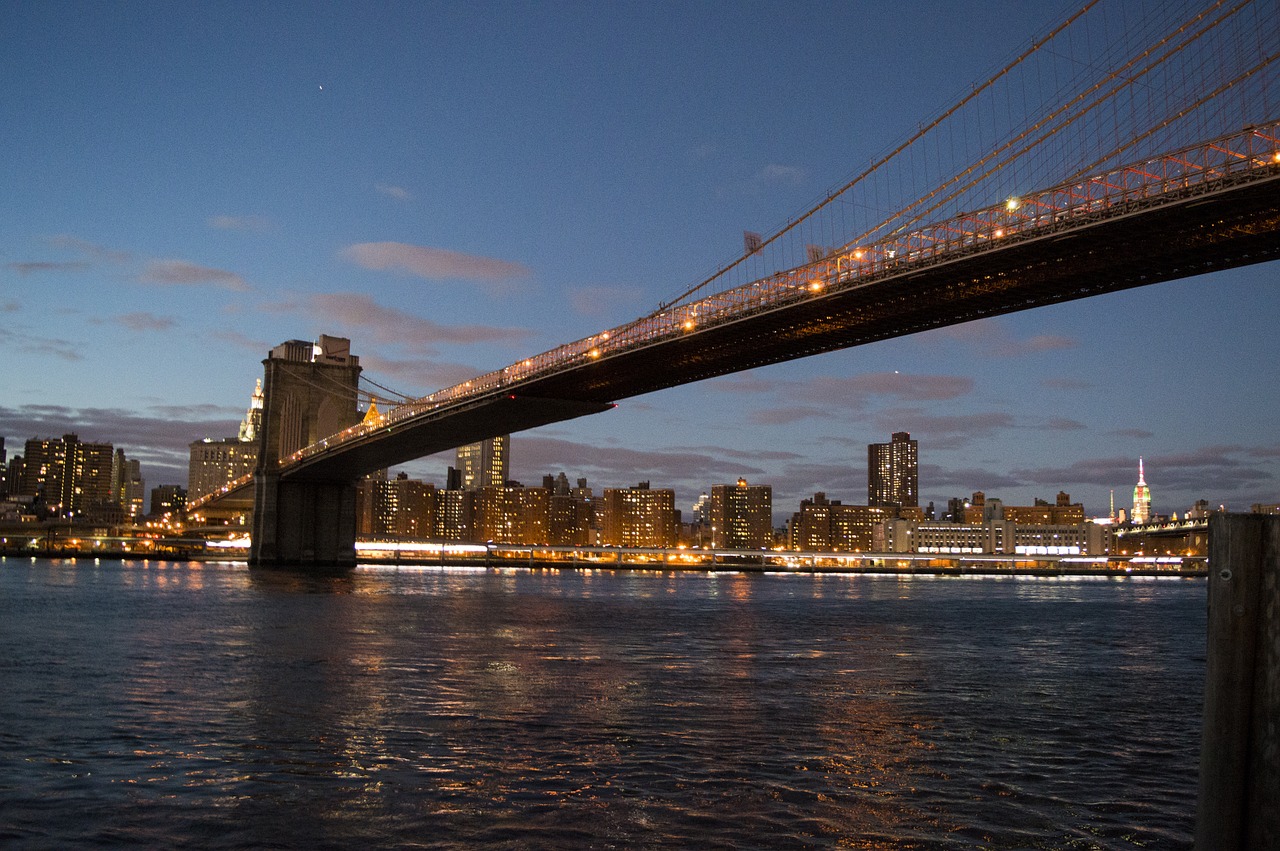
[184, 0, 1280, 566]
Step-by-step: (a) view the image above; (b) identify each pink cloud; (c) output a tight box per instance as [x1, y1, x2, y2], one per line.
[306, 292, 531, 347]
[141, 260, 249, 291]
[117, 312, 177, 332]
[569, 285, 643, 317]
[790, 372, 974, 405]
[341, 242, 530, 286]
[6, 261, 90, 275]
[208, 214, 271, 231]
[375, 183, 412, 201]
[928, 318, 1078, 356]
[46, 234, 132, 263]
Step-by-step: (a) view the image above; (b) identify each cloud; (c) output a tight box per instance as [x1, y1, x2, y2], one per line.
[715, 370, 976, 427]
[922, 464, 1024, 492]
[117, 312, 177, 332]
[356, 352, 486, 393]
[210, 330, 272, 353]
[789, 372, 974, 406]
[141, 260, 249, 291]
[1108, 427, 1154, 439]
[568, 285, 644, 318]
[0, 402, 249, 486]
[515, 436, 763, 484]
[1, 301, 17, 312]
[752, 164, 807, 188]
[1013, 446, 1275, 499]
[341, 242, 530, 286]
[208, 214, 271, 232]
[872, 408, 1017, 449]
[293, 292, 531, 348]
[929, 318, 1078, 357]
[1045, 417, 1087, 431]
[6, 261, 91, 275]
[0, 328, 82, 361]
[749, 406, 832, 425]
[46, 235, 132, 263]
[375, 183, 412, 201]
[1043, 377, 1092, 390]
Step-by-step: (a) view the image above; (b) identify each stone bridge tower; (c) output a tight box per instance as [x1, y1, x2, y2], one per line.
[250, 335, 363, 568]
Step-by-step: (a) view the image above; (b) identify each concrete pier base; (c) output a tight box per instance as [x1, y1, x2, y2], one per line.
[249, 472, 358, 569]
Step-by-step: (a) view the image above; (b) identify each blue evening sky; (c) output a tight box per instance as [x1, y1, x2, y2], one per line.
[3, 0, 1277, 520]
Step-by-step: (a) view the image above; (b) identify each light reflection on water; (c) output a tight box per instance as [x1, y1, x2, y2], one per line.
[0, 558, 1204, 849]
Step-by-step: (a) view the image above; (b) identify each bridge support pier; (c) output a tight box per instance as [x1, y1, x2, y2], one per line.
[249, 471, 358, 569]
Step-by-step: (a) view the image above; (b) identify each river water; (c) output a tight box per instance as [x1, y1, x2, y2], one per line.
[0, 558, 1205, 849]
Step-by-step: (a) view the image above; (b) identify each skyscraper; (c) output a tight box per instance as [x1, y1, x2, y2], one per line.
[710, 478, 773, 549]
[600, 482, 676, 548]
[868, 431, 918, 508]
[1132, 458, 1152, 525]
[188, 380, 267, 501]
[456, 435, 508, 490]
[19, 434, 114, 519]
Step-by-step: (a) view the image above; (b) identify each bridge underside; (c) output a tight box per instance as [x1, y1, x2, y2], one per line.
[271, 173, 1280, 487]
[515, 174, 1280, 402]
[283, 394, 614, 482]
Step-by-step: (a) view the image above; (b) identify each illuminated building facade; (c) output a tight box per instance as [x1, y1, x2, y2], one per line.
[475, 486, 549, 545]
[456, 435, 508, 490]
[868, 431, 918, 508]
[149, 484, 187, 518]
[1132, 458, 1152, 525]
[710, 478, 772, 549]
[19, 433, 114, 520]
[548, 492, 594, 546]
[884, 518, 1108, 555]
[434, 489, 476, 541]
[789, 493, 892, 551]
[359, 473, 437, 537]
[187, 380, 265, 501]
[600, 483, 676, 548]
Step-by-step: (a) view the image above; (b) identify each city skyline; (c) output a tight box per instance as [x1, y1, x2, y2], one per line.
[4, 1, 1279, 519]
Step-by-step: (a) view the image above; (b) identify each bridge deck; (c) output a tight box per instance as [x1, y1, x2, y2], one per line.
[282, 166, 1280, 483]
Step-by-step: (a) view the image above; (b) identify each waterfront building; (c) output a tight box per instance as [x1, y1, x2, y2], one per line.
[1132, 458, 1152, 525]
[868, 431, 918, 508]
[475, 485, 549, 545]
[358, 473, 438, 538]
[710, 479, 772, 549]
[434, 489, 476, 541]
[789, 493, 892, 551]
[600, 482, 676, 548]
[5, 453, 22, 499]
[548, 492, 594, 546]
[881, 518, 1109, 556]
[960, 491, 1085, 525]
[187, 380, 265, 502]
[456, 436, 508, 490]
[19, 434, 114, 520]
[110, 449, 145, 519]
[149, 485, 187, 518]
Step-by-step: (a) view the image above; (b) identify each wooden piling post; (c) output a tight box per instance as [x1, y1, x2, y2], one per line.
[1195, 513, 1280, 849]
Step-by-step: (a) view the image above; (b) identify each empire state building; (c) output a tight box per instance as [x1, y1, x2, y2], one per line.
[1132, 458, 1152, 525]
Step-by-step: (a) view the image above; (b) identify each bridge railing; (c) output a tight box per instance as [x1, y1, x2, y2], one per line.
[279, 122, 1279, 471]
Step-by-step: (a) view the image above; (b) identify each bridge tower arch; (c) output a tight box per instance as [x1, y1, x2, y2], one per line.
[249, 336, 363, 568]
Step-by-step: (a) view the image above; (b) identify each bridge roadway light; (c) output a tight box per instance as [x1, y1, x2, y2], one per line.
[808, 281, 824, 292]
[682, 319, 695, 331]
[1006, 197, 1020, 212]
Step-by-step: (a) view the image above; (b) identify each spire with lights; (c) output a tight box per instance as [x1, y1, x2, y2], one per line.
[238, 379, 264, 443]
[1131, 457, 1152, 525]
